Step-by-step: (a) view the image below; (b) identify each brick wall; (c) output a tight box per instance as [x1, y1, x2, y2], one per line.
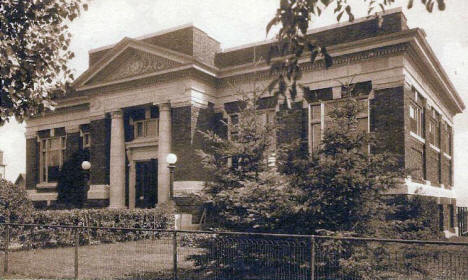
[25, 138, 38, 189]
[277, 101, 307, 146]
[426, 149, 440, 185]
[172, 106, 193, 182]
[370, 86, 405, 167]
[440, 123, 453, 187]
[90, 118, 110, 185]
[403, 86, 426, 182]
[65, 132, 81, 161]
[441, 157, 451, 187]
[172, 105, 215, 182]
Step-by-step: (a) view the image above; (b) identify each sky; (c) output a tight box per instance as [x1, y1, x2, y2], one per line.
[1, 0, 468, 201]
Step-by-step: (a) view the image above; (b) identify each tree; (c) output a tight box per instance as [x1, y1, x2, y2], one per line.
[197, 92, 295, 233]
[0, 0, 87, 125]
[56, 150, 89, 208]
[278, 97, 403, 236]
[266, 0, 446, 107]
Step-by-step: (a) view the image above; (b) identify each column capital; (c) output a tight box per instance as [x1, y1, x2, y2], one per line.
[158, 102, 171, 112]
[65, 125, 80, 134]
[110, 110, 123, 119]
[24, 130, 37, 139]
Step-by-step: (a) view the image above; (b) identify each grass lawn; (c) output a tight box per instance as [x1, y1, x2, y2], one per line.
[0, 238, 203, 279]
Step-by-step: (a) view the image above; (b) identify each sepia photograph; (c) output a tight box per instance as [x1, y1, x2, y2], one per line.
[1, 0, 468, 279]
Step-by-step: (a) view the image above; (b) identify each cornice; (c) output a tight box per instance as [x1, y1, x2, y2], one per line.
[218, 29, 417, 78]
[217, 43, 409, 89]
[406, 30, 465, 114]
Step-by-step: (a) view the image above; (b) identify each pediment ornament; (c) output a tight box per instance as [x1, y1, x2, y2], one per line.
[87, 48, 182, 85]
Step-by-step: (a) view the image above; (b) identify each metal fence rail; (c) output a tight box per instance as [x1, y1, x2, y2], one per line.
[1, 223, 468, 279]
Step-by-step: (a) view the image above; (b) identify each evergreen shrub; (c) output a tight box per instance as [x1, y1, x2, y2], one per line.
[10, 206, 174, 249]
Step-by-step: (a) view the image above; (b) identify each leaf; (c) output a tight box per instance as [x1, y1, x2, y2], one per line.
[289, 83, 297, 100]
[310, 47, 319, 64]
[83, 3, 88, 11]
[437, 0, 446, 10]
[337, 11, 344, 21]
[321, 47, 333, 68]
[270, 61, 284, 75]
[267, 79, 279, 93]
[407, 0, 414, 9]
[266, 17, 279, 35]
[266, 45, 277, 64]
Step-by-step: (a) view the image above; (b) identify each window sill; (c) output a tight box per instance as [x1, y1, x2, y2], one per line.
[36, 182, 57, 189]
[430, 144, 440, 153]
[409, 131, 425, 144]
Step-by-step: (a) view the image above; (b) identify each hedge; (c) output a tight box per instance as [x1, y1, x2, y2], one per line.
[7, 205, 174, 249]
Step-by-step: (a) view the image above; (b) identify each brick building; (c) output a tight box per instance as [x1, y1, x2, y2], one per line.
[25, 8, 465, 233]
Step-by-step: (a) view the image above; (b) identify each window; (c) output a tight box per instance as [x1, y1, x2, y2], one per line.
[309, 98, 369, 153]
[228, 114, 239, 141]
[227, 110, 276, 168]
[439, 205, 445, 231]
[134, 119, 158, 138]
[409, 103, 424, 137]
[82, 132, 91, 148]
[259, 110, 277, 166]
[429, 119, 440, 147]
[449, 205, 455, 228]
[447, 126, 452, 155]
[40, 136, 66, 183]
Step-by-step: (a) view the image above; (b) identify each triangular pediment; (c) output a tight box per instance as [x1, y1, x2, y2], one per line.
[85, 47, 184, 85]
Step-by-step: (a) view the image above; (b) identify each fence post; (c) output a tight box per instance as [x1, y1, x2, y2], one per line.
[4, 225, 9, 274]
[74, 229, 79, 280]
[173, 231, 178, 280]
[310, 236, 315, 280]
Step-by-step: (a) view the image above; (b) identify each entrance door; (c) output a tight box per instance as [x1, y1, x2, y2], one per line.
[135, 159, 157, 208]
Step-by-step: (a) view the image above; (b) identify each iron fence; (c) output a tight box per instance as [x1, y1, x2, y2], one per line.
[0, 223, 468, 279]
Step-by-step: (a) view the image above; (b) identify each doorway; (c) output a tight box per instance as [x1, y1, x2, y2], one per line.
[135, 159, 157, 208]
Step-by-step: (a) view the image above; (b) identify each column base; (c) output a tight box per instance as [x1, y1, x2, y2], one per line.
[108, 204, 126, 209]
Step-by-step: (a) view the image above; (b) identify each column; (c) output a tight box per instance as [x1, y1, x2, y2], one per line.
[109, 110, 126, 208]
[128, 160, 136, 209]
[157, 103, 171, 204]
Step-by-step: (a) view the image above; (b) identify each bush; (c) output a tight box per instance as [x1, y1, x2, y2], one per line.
[0, 179, 33, 223]
[56, 150, 89, 208]
[11, 205, 174, 249]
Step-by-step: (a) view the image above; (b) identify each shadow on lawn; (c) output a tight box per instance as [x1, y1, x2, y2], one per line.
[116, 268, 203, 280]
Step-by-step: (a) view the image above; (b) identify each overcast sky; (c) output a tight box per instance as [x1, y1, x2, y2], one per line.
[1, 0, 467, 201]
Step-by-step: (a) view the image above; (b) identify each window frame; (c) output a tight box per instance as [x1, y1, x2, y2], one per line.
[133, 119, 159, 139]
[308, 97, 369, 154]
[227, 108, 277, 168]
[39, 135, 66, 183]
[409, 102, 424, 138]
[82, 131, 91, 148]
